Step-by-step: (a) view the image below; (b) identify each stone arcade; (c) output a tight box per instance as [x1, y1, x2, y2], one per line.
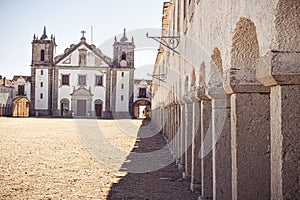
[150, 0, 299, 199]
[30, 27, 137, 118]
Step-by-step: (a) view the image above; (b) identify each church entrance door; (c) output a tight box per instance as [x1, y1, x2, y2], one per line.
[77, 100, 86, 116]
[95, 104, 102, 117]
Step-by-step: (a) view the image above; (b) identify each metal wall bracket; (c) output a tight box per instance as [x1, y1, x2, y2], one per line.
[146, 32, 180, 54]
[147, 73, 167, 82]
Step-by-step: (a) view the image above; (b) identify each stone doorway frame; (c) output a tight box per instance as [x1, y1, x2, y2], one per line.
[133, 99, 151, 119]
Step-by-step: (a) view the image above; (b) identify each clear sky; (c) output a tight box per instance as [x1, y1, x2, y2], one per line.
[0, 0, 165, 79]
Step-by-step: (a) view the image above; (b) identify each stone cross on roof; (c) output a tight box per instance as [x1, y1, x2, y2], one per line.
[81, 30, 86, 37]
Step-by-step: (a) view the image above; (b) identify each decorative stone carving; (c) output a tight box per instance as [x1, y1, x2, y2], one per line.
[78, 48, 87, 66]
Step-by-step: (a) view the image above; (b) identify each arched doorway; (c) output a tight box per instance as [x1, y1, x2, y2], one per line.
[12, 97, 29, 117]
[71, 87, 93, 117]
[94, 99, 103, 118]
[133, 100, 151, 119]
[60, 98, 70, 117]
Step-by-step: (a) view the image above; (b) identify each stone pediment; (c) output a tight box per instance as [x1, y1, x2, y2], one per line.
[54, 40, 112, 67]
[71, 87, 93, 97]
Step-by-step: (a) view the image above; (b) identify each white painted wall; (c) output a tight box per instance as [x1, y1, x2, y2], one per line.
[25, 82, 31, 100]
[13, 77, 31, 100]
[133, 80, 151, 103]
[0, 86, 13, 105]
[115, 71, 129, 112]
[58, 69, 107, 111]
[35, 69, 48, 109]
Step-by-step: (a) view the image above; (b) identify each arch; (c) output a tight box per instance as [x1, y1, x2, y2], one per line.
[274, 0, 300, 51]
[40, 49, 45, 61]
[230, 17, 259, 84]
[94, 99, 103, 104]
[185, 75, 189, 93]
[60, 98, 70, 117]
[12, 97, 29, 117]
[199, 62, 206, 85]
[133, 99, 151, 119]
[211, 47, 223, 74]
[60, 98, 70, 104]
[191, 68, 196, 91]
[121, 51, 126, 60]
[178, 79, 182, 99]
[207, 47, 224, 91]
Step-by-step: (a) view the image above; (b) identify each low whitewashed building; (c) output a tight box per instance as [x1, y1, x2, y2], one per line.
[0, 76, 13, 116]
[133, 79, 151, 118]
[11, 76, 31, 117]
[12, 76, 31, 101]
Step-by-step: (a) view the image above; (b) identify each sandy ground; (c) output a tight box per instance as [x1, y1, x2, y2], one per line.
[0, 118, 198, 200]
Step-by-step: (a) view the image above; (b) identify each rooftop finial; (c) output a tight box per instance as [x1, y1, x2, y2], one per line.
[80, 30, 86, 42]
[120, 28, 128, 42]
[81, 30, 86, 38]
[40, 26, 48, 40]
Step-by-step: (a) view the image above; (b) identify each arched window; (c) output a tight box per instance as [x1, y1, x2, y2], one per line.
[121, 51, 126, 60]
[40, 50, 45, 61]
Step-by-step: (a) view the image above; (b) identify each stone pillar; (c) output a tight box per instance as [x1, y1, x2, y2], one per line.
[184, 100, 193, 178]
[170, 104, 176, 159]
[165, 106, 169, 139]
[231, 93, 270, 200]
[160, 106, 163, 131]
[224, 63, 271, 200]
[170, 105, 174, 157]
[257, 51, 300, 200]
[166, 106, 170, 139]
[179, 102, 185, 171]
[161, 107, 164, 134]
[211, 95, 231, 200]
[270, 85, 300, 199]
[206, 59, 232, 199]
[200, 99, 213, 199]
[176, 104, 182, 165]
[174, 103, 180, 160]
[172, 104, 176, 158]
[169, 105, 172, 141]
[191, 100, 201, 192]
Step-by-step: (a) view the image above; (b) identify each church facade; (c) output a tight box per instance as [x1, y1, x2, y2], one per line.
[30, 27, 135, 118]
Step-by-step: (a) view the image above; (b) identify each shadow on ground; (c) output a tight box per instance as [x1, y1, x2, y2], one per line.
[107, 119, 198, 200]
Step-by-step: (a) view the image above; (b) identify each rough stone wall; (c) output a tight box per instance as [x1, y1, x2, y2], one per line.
[151, 0, 299, 199]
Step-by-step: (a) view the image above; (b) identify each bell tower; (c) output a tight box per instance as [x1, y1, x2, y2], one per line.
[30, 26, 57, 116]
[111, 28, 135, 118]
[113, 28, 135, 68]
[31, 26, 56, 66]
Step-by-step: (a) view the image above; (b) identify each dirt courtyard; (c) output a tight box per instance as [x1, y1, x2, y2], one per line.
[0, 118, 198, 200]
